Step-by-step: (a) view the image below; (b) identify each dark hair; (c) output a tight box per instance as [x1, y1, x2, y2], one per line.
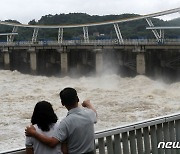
[31, 101, 58, 131]
[60, 87, 79, 106]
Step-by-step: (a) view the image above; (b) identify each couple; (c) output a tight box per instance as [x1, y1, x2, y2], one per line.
[25, 87, 97, 154]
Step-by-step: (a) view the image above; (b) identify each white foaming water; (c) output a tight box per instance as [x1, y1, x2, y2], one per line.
[0, 70, 180, 151]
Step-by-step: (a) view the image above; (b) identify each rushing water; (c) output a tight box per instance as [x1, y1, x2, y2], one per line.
[0, 70, 180, 151]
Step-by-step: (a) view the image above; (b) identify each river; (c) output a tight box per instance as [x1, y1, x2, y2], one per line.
[0, 70, 180, 151]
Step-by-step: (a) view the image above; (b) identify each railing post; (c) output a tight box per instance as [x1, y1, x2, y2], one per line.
[150, 125, 158, 154]
[122, 132, 130, 154]
[114, 134, 122, 154]
[169, 121, 176, 154]
[136, 129, 144, 154]
[98, 138, 106, 154]
[156, 124, 164, 154]
[143, 127, 151, 154]
[175, 119, 180, 154]
[129, 130, 137, 154]
[106, 136, 114, 153]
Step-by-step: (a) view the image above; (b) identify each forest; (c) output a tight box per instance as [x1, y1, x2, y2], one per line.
[0, 13, 180, 41]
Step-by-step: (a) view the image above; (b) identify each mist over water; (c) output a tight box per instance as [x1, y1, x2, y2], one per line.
[0, 70, 180, 151]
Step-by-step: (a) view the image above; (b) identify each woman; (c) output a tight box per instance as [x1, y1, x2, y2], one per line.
[25, 101, 62, 154]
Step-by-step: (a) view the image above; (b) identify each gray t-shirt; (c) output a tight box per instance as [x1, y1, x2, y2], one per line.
[26, 123, 62, 154]
[53, 107, 97, 154]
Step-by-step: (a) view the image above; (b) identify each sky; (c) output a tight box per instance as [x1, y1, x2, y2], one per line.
[0, 0, 180, 24]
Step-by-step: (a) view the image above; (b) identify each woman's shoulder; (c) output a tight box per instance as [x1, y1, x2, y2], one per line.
[53, 121, 61, 128]
[48, 121, 60, 131]
[33, 124, 43, 133]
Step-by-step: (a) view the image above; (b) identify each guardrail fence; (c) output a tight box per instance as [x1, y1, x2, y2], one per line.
[94, 113, 180, 154]
[0, 39, 180, 47]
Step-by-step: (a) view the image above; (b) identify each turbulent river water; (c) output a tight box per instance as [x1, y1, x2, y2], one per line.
[0, 70, 180, 151]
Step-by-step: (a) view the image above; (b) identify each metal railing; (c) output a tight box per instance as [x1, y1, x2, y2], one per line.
[1, 112, 180, 154]
[94, 112, 180, 154]
[0, 39, 180, 47]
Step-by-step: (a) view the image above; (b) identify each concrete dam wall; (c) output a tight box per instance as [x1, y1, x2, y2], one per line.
[0, 43, 180, 81]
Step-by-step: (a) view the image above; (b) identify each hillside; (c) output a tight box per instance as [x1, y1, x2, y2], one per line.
[0, 13, 180, 41]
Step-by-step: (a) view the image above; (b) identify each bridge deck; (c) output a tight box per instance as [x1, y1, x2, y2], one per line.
[0, 39, 180, 50]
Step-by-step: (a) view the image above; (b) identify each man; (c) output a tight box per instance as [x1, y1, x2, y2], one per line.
[26, 87, 97, 154]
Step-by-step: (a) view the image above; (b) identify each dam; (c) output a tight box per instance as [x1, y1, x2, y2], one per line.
[0, 7, 179, 80]
[0, 39, 180, 81]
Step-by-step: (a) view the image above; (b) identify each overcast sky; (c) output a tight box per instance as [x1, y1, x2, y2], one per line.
[0, 0, 180, 24]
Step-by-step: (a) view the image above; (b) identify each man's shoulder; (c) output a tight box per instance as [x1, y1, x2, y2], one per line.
[83, 108, 96, 116]
[61, 108, 96, 122]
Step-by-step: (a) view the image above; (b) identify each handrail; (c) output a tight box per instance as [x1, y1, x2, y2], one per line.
[0, 147, 25, 154]
[95, 112, 180, 138]
[0, 39, 180, 47]
[146, 26, 180, 30]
